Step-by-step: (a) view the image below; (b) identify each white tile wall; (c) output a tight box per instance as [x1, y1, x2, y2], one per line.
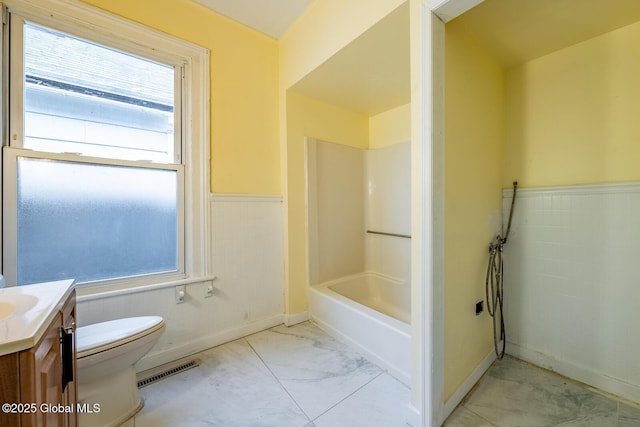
[210, 194, 284, 325]
[77, 194, 284, 372]
[503, 183, 640, 403]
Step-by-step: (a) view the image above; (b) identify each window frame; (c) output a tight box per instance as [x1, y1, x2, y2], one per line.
[0, 0, 211, 291]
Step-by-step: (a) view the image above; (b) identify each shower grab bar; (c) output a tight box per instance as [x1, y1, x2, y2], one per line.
[366, 230, 411, 239]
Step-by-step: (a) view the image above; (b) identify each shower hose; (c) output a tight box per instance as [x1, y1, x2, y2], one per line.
[485, 181, 518, 360]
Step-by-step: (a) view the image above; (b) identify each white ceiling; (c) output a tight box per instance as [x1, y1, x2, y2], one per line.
[192, 0, 313, 39]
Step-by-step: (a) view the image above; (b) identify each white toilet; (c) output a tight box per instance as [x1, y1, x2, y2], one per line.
[76, 316, 165, 427]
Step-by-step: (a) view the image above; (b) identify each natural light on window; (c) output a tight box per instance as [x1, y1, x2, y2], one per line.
[23, 22, 176, 163]
[16, 157, 179, 285]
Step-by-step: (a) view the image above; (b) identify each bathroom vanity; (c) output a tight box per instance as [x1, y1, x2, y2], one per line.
[0, 280, 77, 427]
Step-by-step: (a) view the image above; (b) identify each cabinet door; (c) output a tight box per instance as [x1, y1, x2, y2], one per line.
[20, 314, 64, 427]
[0, 353, 20, 427]
[60, 294, 77, 427]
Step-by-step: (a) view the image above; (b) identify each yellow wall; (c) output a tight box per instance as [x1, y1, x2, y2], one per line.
[280, 0, 405, 90]
[81, 0, 280, 195]
[369, 103, 411, 149]
[444, 21, 505, 401]
[504, 20, 640, 187]
[284, 91, 368, 313]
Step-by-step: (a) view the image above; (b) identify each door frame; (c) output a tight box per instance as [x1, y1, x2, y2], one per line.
[412, 1, 483, 425]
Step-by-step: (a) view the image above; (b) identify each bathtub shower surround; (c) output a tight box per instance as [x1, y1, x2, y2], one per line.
[503, 183, 640, 404]
[310, 272, 411, 384]
[365, 140, 411, 279]
[307, 138, 411, 285]
[307, 139, 366, 284]
[306, 138, 411, 384]
[329, 272, 410, 323]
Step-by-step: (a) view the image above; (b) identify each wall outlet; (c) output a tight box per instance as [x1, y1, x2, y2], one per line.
[175, 285, 186, 304]
[475, 300, 484, 315]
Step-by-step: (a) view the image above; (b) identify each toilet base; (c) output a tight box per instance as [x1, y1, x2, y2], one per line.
[78, 365, 142, 427]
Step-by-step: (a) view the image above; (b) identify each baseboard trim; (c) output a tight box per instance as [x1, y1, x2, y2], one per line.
[508, 343, 640, 404]
[404, 403, 421, 427]
[442, 349, 496, 422]
[284, 311, 309, 326]
[135, 314, 284, 372]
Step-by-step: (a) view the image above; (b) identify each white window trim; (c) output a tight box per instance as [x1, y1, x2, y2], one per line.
[1, 0, 211, 295]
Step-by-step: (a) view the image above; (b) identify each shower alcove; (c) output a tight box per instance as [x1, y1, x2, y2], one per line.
[442, 0, 640, 416]
[285, 2, 413, 384]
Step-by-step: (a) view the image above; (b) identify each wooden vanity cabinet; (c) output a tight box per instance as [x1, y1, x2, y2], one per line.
[0, 290, 77, 427]
[0, 354, 20, 427]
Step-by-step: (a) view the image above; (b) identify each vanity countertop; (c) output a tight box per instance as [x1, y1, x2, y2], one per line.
[0, 279, 75, 356]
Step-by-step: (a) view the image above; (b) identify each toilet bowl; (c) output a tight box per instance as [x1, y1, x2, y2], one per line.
[76, 316, 165, 427]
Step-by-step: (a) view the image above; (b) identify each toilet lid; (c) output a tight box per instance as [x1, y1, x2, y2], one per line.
[76, 316, 164, 357]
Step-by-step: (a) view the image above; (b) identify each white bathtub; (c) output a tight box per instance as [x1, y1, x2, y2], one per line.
[309, 272, 412, 385]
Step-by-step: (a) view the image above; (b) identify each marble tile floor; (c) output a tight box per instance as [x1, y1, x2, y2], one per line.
[121, 324, 640, 427]
[129, 321, 412, 427]
[444, 356, 640, 427]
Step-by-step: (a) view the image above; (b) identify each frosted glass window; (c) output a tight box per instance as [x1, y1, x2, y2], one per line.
[3, 10, 198, 288]
[23, 22, 176, 163]
[16, 158, 178, 285]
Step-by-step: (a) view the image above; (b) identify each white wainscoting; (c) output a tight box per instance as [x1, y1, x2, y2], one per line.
[503, 183, 640, 403]
[77, 194, 284, 372]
